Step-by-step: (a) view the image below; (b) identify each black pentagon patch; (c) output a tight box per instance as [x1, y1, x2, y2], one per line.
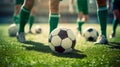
[58, 30, 68, 39]
[87, 28, 93, 32]
[48, 35, 52, 43]
[87, 37, 94, 41]
[55, 46, 65, 53]
[71, 40, 76, 49]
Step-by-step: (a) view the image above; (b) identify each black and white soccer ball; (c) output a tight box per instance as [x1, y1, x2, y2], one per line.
[35, 26, 42, 34]
[83, 27, 99, 41]
[8, 24, 18, 37]
[48, 28, 76, 53]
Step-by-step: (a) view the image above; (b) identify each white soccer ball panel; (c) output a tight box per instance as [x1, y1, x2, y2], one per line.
[49, 43, 55, 52]
[8, 24, 18, 36]
[91, 31, 98, 37]
[51, 36, 61, 46]
[60, 28, 67, 31]
[83, 31, 90, 38]
[67, 29, 76, 40]
[51, 28, 61, 36]
[83, 27, 98, 41]
[48, 28, 76, 53]
[61, 38, 72, 49]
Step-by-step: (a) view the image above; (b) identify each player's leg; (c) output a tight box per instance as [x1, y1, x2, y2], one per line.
[77, 12, 84, 35]
[77, 0, 88, 35]
[17, 0, 34, 43]
[82, 0, 88, 22]
[19, 0, 34, 33]
[28, 1, 37, 34]
[28, 7, 36, 33]
[110, 1, 120, 38]
[81, 0, 88, 34]
[13, 0, 24, 24]
[78, 15, 88, 36]
[28, 14, 35, 33]
[95, 0, 108, 44]
[49, 0, 60, 33]
[77, 0, 83, 35]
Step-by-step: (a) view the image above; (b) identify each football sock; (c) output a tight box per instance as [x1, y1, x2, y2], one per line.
[28, 15, 34, 31]
[97, 6, 108, 37]
[77, 21, 84, 34]
[49, 13, 60, 33]
[13, 15, 19, 24]
[18, 7, 31, 33]
[112, 19, 119, 33]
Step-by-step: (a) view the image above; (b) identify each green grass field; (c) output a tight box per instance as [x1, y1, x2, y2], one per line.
[0, 23, 120, 67]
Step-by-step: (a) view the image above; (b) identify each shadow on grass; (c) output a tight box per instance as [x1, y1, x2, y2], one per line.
[109, 42, 120, 49]
[23, 41, 51, 53]
[23, 41, 87, 59]
[25, 32, 42, 35]
[52, 49, 87, 59]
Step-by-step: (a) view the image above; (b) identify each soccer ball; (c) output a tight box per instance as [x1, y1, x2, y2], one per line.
[35, 26, 42, 34]
[8, 24, 18, 37]
[83, 27, 99, 41]
[48, 28, 76, 53]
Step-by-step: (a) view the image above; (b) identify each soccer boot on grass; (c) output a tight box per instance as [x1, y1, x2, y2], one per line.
[94, 35, 108, 44]
[109, 32, 115, 38]
[17, 32, 26, 43]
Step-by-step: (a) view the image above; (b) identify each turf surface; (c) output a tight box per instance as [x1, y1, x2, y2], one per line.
[0, 23, 120, 67]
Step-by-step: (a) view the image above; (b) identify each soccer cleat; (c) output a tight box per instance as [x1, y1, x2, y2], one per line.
[77, 32, 82, 37]
[94, 35, 108, 44]
[17, 32, 26, 43]
[109, 32, 115, 38]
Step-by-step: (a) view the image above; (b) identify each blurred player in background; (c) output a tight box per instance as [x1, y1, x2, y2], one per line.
[110, 0, 120, 38]
[76, 0, 88, 36]
[17, 0, 35, 43]
[13, 0, 36, 34]
[69, 0, 89, 37]
[13, 0, 24, 25]
[95, 0, 111, 44]
[49, 0, 88, 35]
[68, 0, 110, 44]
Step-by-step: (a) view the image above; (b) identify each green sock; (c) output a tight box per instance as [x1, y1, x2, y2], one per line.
[112, 19, 119, 33]
[97, 7, 108, 36]
[49, 14, 59, 33]
[19, 7, 31, 33]
[28, 15, 34, 31]
[13, 15, 19, 24]
[77, 21, 84, 34]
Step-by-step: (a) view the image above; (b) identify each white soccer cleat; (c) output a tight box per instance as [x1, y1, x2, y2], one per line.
[17, 32, 26, 43]
[109, 32, 115, 38]
[77, 32, 82, 37]
[94, 35, 108, 44]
